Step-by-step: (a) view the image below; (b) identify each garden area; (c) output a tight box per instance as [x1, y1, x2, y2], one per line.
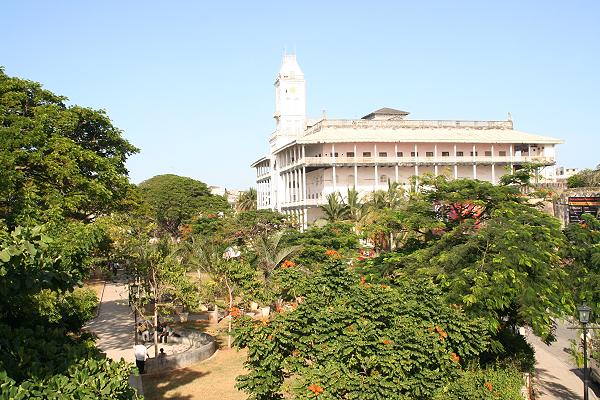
[2, 67, 600, 400]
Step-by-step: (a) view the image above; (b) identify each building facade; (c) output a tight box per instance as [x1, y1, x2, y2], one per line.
[252, 55, 563, 227]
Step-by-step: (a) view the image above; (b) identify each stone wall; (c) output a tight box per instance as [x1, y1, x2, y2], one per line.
[554, 187, 600, 227]
[144, 331, 216, 374]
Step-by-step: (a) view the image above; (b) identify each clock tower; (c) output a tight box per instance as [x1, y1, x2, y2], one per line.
[271, 54, 306, 151]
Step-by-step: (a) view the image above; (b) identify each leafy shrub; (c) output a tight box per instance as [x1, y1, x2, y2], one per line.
[432, 365, 524, 400]
[0, 358, 139, 399]
[234, 261, 490, 400]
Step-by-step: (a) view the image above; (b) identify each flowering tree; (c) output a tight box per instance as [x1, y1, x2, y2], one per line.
[234, 260, 490, 400]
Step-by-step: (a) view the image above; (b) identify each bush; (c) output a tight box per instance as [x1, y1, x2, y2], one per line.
[60, 288, 99, 331]
[433, 365, 524, 400]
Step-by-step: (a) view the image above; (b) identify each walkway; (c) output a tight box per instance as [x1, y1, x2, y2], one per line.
[528, 324, 598, 400]
[86, 279, 144, 396]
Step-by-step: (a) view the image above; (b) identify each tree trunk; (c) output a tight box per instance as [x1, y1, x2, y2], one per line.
[225, 277, 234, 349]
[152, 268, 159, 358]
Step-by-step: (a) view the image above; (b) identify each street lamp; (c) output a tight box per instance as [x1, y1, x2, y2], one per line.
[130, 282, 139, 345]
[578, 303, 592, 400]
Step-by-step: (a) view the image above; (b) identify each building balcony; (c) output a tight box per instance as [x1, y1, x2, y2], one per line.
[296, 155, 555, 167]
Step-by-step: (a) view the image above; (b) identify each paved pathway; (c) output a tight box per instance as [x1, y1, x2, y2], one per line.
[528, 326, 598, 400]
[86, 280, 144, 396]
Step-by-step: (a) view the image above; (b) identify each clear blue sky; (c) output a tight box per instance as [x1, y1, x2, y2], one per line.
[2, 1, 599, 189]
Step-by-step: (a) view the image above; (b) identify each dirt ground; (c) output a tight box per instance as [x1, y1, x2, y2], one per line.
[83, 279, 105, 301]
[141, 348, 248, 400]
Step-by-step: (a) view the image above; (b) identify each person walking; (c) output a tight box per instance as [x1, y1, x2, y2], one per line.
[133, 343, 147, 374]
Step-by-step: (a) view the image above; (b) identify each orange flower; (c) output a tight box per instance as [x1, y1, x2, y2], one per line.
[259, 316, 269, 326]
[228, 307, 241, 317]
[360, 276, 367, 285]
[382, 339, 393, 345]
[308, 384, 324, 396]
[484, 381, 493, 391]
[325, 249, 340, 258]
[435, 325, 448, 341]
[267, 334, 273, 341]
[281, 259, 296, 269]
[451, 353, 460, 363]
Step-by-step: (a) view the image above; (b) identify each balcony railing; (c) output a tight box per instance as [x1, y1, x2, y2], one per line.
[294, 155, 554, 167]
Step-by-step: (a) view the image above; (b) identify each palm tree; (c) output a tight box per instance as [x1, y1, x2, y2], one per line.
[320, 192, 350, 222]
[236, 188, 257, 211]
[346, 187, 364, 224]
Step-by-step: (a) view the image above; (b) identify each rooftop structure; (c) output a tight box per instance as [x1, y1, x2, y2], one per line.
[252, 55, 564, 228]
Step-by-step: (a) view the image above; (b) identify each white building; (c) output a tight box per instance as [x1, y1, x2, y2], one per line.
[252, 55, 564, 227]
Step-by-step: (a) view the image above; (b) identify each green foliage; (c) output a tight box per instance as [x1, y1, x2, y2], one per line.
[381, 177, 571, 341]
[479, 329, 535, 374]
[0, 69, 138, 228]
[0, 358, 139, 399]
[567, 166, 600, 188]
[234, 262, 490, 400]
[432, 365, 524, 400]
[563, 214, 600, 319]
[319, 192, 349, 222]
[138, 174, 230, 236]
[282, 222, 359, 267]
[237, 188, 257, 212]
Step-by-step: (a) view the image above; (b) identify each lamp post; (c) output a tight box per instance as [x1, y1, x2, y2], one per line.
[130, 282, 139, 345]
[578, 303, 592, 400]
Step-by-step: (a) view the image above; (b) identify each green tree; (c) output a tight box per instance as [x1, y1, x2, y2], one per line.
[564, 213, 600, 318]
[380, 176, 571, 341]
[320, 192, 349, 222]
[236, 188, 257, 212]
[138, 174, 230, 236]
[0, 68, 138, 228]
[234, 261, 490, 400]
[567, 166, 600, 188]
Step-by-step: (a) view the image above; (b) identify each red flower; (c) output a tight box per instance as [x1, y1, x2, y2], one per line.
[484, 381, 493, 391]
[308, 384, 324, 396]
[435, 325, 448, 341]
[325, 249, 340, 258]
[228, 307, 241, 317]
[451, 353, 460, 363]
[382, 339, 393, 345]
[280, 259, 296, 269]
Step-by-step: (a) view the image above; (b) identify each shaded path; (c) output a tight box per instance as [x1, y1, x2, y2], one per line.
[528, 327, 598, 400]
[86, 280, 144, 395]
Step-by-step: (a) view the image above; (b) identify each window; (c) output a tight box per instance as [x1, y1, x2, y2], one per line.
[411, 152, 419, 157]
[379, 152, 387, 157]
[347, 151, 355, 157]
[348, 174, 355, 183]
[426, 151, 434, 157]
[470, 151, 478, 156]
[363, 152, 371, 157]
[333, 152, 338, 157]
[484, 151, 492, 156]
[456, 151, 464, 157]
[442, 151, 450, 157]
[379, 175, 388, 183]
[499, 151, 507, 156]
[397, 151, 403, 157]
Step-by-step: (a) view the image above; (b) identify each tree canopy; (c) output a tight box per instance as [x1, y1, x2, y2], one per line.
[0, 68, 138, 228]
[138, 174, 230, 236]
[0, 69, 139, 398]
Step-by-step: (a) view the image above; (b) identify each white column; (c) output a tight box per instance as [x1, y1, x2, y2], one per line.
[353, 144, 358, 189]
[374, 143, 378, 189]
[491, 144, 495, 184]
[472, 144, 477, 179]
[394, 143, 399, 183]
[302, 165, 307, 203]
[528, 144, 531, 162]
[510, 144, 514, 173]
[434, 144, 438, 176]
[414, 144, 418, 177]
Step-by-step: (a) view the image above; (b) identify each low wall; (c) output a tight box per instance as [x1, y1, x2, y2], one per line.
[145, 331, 216, 374]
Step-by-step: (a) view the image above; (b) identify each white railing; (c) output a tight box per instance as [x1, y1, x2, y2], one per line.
[304, 119, 513, 135]
[299, 155, 554, 166]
